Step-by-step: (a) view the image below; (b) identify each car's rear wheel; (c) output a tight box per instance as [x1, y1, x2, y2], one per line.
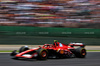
[75, 47, 86, 58]
[19, 46, 29, 53]
[37, 48, 48, 60]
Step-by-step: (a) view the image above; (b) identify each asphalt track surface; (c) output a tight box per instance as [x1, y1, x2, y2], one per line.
[0, 52, 100, 66]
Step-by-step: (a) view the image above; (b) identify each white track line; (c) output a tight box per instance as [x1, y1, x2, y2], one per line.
[0, 52, 11, 53]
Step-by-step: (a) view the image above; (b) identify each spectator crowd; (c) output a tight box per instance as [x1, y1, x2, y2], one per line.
[0, 0, 100, 28]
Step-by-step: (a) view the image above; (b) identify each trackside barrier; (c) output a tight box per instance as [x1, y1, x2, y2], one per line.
[0, 26, 100, 38]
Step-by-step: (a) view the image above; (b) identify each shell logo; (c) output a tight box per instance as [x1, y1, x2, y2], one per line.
[59, 50, 64, 54]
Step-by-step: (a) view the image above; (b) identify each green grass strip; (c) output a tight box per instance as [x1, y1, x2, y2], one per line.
[0, 50, 18, 52]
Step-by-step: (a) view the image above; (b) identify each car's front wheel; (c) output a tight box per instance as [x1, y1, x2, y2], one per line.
[37, 48, 48, 60]
[19, 46, 29, 53]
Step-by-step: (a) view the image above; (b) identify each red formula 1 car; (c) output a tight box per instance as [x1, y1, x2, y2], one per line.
[10, 41, 87, 60]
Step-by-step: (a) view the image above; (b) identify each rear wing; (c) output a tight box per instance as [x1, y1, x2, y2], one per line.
[69, 43, 85, 47]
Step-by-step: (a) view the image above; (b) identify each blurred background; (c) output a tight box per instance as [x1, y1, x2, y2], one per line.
[0, 0, 100, 45]
[0, 0, 100, 28]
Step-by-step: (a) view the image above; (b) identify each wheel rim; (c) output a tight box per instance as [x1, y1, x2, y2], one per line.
[81, 49, 86, 55]
[41, 51, 47, 57]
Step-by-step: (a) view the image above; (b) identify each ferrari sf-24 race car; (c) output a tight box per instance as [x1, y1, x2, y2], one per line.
[10, 41, 87, 60]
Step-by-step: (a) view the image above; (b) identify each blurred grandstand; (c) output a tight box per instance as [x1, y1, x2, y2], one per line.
[0, 0, 100, 28]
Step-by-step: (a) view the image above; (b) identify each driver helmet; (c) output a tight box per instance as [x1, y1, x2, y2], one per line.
[54, 40, 58, 42]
